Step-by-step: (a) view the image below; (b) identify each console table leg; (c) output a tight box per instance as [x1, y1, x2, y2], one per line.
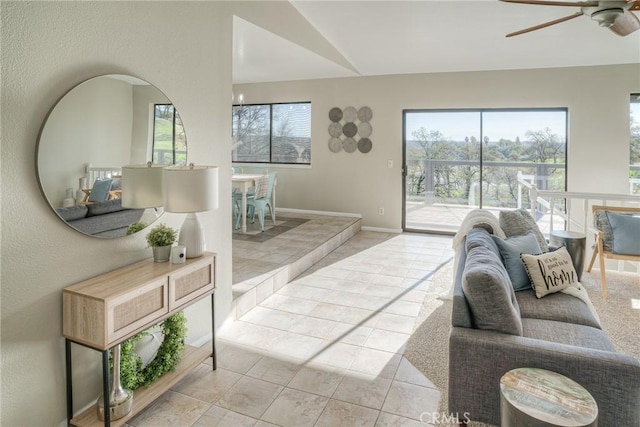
[102, 350, 111, 427]
[65, 339, 73, 426]
[211, 294, 217, 370]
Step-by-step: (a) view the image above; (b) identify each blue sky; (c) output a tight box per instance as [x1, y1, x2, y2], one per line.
[405, 110, 567, 142]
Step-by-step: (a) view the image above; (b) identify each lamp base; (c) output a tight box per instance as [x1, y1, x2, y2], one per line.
[178, 213, 205, 258]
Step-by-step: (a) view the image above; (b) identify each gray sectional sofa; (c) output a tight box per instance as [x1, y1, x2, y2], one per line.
[449, 227, 640, 426]
[56, 199, 143, 237]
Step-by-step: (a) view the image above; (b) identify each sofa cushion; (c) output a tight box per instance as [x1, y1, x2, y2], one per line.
[86, 199, 125, 217]
[462, 237, 523, 336]
[56, 204, 88, 221]
[499, 209, 548, 252]
[521, 318, 615, 352]
[465, 227, 501, 257]
[515, 289, 601, 329]
[70, 208, 143, 236]
[492, 232, 541, 291]
[521, 247, 579, 298]
[606, 212, 640, 256]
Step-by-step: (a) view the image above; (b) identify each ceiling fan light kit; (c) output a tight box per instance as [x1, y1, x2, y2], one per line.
[590, 7, 624, 26]
[500, 0, 640, 36]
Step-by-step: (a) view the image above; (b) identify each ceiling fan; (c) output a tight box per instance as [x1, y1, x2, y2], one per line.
[500, 0, 640, 37]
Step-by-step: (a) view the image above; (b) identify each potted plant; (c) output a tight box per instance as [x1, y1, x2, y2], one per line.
[146, 223, 178, 263]
[126, 221, 148, 236]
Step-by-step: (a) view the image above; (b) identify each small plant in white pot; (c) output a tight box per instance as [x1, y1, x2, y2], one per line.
[146, 224, 178, 263]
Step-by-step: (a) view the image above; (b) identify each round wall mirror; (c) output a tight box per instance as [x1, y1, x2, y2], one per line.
[36, 74, 187, 238]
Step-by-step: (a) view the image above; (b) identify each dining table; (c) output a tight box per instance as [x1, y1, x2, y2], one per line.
[232, 173, 276, 233]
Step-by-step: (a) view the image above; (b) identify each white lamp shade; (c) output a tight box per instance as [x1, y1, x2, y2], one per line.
[121, 164, 165, 208]
[163, 165, 219, 213]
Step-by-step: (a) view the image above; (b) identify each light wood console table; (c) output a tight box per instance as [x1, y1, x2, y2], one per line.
[62, 253, 216, 427]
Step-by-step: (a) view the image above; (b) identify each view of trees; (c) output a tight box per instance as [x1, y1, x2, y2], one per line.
[232, 103, 311, 164]
[153, 105, 186, 165]
[630, 105, 640, 194]
[406, 126, 566, 208]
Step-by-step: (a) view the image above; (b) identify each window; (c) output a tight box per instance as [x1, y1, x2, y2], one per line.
[232, 102, 311, 164]
[153, 104, 186, 165]
[403, 108, 567, 232]
[630, 94, 640, 195]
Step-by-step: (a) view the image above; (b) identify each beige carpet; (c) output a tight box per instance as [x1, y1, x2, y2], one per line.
[404, 263, 640, 427]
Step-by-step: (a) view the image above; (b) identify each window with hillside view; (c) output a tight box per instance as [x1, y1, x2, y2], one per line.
[232, 102, 311, 164]
[153, 104, 186, 165]
[403, 109, 567, 232]
[631, 94, 640, 195]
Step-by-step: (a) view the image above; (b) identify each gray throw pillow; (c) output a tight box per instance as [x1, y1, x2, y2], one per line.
[492, 232, 542, 291]
[499, 209, 548, 252]
[462, 244, 523, 336]
[606, 212, 640, 256]
[465, 227, 501, 257]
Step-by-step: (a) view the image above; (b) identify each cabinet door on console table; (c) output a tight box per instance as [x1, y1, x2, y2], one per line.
[62, 253, 215, 351]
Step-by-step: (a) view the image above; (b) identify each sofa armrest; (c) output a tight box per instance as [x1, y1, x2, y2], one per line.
[449, 327, 640, 426]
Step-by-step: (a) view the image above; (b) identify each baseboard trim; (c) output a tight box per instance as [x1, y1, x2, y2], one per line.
[361, 226, 403, 233]
[276, 208, 362, 218]
[190, 332, 213, 348]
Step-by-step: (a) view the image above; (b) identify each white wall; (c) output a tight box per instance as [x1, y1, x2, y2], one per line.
[38, 77, 134, 207]
[1, 2, 233, 426]
[234, 64, 640, 230]
[131, 84, 171, 164]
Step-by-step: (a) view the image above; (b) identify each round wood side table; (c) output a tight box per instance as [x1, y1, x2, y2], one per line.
[500, 368, 598, 427]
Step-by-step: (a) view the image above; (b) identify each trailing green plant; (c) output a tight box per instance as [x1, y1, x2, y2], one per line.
[145, 223, 178, 247]
[126, 221, 148, 236]
[117, 312, 187, 390]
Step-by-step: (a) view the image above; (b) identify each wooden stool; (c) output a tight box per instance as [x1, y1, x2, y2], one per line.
[500, 368, 597, 427]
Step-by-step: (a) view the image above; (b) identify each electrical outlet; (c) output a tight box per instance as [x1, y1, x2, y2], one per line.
[378, 207, 385, 215]
[387, 160, 393, 168]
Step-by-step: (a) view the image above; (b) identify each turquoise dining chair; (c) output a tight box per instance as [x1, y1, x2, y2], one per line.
[236, 172, 276, 231]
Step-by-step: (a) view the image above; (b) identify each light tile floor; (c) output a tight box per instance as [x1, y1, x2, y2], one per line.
[130, 229, 454, 427]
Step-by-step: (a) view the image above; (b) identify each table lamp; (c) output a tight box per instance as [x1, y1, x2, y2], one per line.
[121, 162, 165, 209]
[163, 164, 219, 258]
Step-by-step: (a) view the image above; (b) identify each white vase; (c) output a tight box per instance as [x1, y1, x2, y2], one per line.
[76, 177, 87, 205]
[62, 188, 75, 208]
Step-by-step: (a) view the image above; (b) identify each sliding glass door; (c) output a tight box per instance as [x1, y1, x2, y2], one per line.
[403, 108, 567, 233]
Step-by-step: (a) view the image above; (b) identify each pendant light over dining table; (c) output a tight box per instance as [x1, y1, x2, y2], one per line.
[163, 164, 219, 258]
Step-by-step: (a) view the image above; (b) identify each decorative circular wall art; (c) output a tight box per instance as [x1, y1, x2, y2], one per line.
[327, 106, 373, 154]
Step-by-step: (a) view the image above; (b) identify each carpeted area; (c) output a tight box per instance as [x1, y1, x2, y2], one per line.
[405, 263, 640, 427]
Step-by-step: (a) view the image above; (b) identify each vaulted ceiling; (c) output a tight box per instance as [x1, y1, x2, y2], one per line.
[232, 1, 640, 84]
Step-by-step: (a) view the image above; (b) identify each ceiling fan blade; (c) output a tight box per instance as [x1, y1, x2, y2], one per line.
[506, 11, 584, 37]
[609, 8, 640, 35]
[628, 0, 640, 12]
[500, 0, 597, 7]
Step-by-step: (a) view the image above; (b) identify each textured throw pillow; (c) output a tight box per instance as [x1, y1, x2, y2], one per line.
[606, 212, 640, 256]
[87, 179, 113, 202]
[462, 244, 523, 336]
[499, 209, 548, 252]
[593, 210, 614, 251]
[521, 247, 579, 298]
[492, 232, 542, 291]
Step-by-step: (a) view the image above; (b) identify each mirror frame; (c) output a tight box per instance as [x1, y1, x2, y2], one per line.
[35, 74, 186, 238]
